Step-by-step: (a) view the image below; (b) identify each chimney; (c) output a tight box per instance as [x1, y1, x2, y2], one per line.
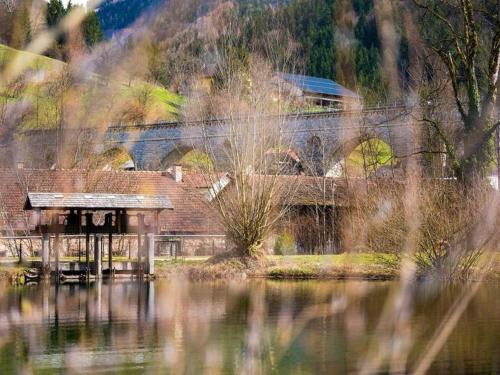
[173, 165, 182, 183]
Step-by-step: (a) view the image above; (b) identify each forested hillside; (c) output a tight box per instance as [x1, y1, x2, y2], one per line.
[0, 0, 423, 111]
[93, 0, 405, 103]
[232, 0, 409, 102]
[96, 0, 166, 36]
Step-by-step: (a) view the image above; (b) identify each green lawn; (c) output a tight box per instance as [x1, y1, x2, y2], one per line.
[0, 43, 65, 71]
[346, 138, 395, 175]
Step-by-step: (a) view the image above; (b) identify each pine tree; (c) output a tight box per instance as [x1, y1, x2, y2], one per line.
[46, 0, 66, 27]
[82, 11, 103, 47]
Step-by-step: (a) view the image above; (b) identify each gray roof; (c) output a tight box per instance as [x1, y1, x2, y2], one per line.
[24, 192, 173, 210]
[278, 73, 359, 99]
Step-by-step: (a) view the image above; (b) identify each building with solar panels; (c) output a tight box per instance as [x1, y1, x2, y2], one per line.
[275, 72, 360, 109]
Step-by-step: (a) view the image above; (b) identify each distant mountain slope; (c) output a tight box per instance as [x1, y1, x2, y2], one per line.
[96, 0, 166, 37]
[95, 0, 283, 37]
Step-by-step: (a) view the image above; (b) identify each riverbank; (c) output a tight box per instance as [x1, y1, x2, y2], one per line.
[154, 253, 400, 281]
[1, 253, 499, 283]
[152, 252, 500, 281]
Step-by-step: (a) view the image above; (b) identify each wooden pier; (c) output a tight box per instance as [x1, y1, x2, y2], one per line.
[23, 192, 172, 281]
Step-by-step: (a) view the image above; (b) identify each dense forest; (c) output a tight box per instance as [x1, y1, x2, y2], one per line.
[96, 0, 166, 37]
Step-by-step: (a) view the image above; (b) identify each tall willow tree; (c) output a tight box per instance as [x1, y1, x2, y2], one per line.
[412, 0, 500, 185]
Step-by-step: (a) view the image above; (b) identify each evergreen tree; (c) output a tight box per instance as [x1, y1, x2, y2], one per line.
[46, 0, 66, 27]
[82, 11, 103, 47]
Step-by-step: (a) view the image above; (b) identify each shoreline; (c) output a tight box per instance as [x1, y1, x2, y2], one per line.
[1, 253, 498, 284]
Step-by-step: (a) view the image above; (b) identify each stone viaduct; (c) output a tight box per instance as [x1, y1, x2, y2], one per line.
[18, 106, 420, 171]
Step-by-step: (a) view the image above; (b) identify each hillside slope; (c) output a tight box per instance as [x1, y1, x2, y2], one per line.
[0, 44, 182, 131]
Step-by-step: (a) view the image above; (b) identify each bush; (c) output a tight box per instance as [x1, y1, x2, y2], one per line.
[274, 231, 297, 255]
[341, 180, 498, 279]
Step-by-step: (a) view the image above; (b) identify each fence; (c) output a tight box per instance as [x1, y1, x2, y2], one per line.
[0, 234, 228, 259]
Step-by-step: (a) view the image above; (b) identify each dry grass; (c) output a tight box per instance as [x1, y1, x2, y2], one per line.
[153, 254, 399, 281]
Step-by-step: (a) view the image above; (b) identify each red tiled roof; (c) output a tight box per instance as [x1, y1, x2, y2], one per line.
[0, 169, 223, 235]
[0, 168, 351, 235]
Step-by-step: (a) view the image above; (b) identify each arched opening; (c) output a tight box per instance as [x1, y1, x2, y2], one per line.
[161, 146, 214, 171]
[344, 138, 395, 176]
[265, 146, 302, 175]
[92, 147, 135, 170]
[304, 135, 323, 175]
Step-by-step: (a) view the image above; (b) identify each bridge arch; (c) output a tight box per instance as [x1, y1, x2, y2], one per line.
[160, 145, 214, 171]
[332, 136, 396, 177]
[92, 147, 136, 170]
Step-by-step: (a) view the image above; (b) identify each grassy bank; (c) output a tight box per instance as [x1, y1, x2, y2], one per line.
[154, 253, 400, 281]
[1, 253, 498, 284]
[0, 263, 27, 285]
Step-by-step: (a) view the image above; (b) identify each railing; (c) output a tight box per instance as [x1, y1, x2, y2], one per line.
[0, 234, 228, 258]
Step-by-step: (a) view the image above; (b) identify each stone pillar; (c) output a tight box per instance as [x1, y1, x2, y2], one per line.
[94, 234, 102, 278]
[146, 233, 155, 275]
[41, 233, 50, 277]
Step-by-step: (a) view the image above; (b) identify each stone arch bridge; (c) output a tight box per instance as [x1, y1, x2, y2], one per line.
[19, 107, 419, 171]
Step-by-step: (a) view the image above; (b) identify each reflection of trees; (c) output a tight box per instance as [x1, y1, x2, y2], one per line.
[0, 281, 498, 373]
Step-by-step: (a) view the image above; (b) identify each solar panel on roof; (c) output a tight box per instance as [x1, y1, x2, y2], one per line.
[277, 73, 359, 98]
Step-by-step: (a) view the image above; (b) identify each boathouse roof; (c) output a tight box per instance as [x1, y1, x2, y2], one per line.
[24, 192, 173, 211]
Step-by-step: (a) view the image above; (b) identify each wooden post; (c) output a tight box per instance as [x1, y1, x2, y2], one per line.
[146, 233, 155, 275]
[94, 234, 102, 278]
[85, 232, 90, 278]
[137, 213, 144, 275]
[85, 212, 92, 279]
[108, 232, 113, 276]
[55, 234, 61, 276]
[137, 233, 142, 273]
[41, 233, 50, 277]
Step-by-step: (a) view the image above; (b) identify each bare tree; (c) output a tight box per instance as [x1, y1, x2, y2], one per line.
[198, 56, 299, 258]
[411, 0, 500, 185]
[0, 0, 15, 13]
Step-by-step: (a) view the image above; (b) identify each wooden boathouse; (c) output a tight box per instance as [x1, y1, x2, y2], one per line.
[24, 192, 173, 280]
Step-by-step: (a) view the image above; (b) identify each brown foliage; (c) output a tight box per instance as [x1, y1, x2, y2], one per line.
[342, 179, 499, 279]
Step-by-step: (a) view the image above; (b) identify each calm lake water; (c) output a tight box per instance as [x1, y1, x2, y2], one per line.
[0, 279, 498, 374]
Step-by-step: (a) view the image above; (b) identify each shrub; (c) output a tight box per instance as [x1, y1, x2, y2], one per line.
[341, 180, 498, 279]
[274, 230, 297, 255]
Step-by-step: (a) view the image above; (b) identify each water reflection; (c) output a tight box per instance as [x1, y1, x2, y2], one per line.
[0, 280, 498, 374]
